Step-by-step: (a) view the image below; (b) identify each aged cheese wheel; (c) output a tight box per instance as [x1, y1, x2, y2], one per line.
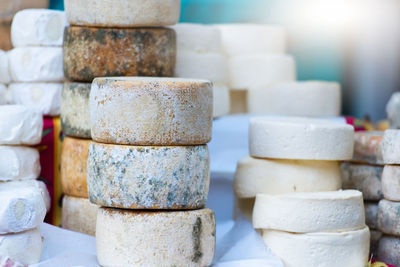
[0, 50, 9, 84]
[87, 142, 210, 210]
[96, 208, 215, 267]
[173, 23, 222, 53]
[365, 202, 378, 230]
[249, 116, 354, 160]
[230, 89, 247, 114]
[62, 195, 98, 236]
[377, 236, 400, 266]
[382, 165, 400, 201]
[60, 137, 91, 198]
[253, 190, 365, 233]
[64, 0, 180, 27]
[381, 129, 400, 164]
[377, 199, 400, 236]
[90, 77, 213, 146]
[234, 156, 341, 198]
[352, 131, 383, 165]
[340, 163, 383, 201]
[0, 146, 40, 182]
[213, 85, 230, 118]
[262, 227, 370, 267]
[370, 230, 382, 256]
[63, 26, 176, 82]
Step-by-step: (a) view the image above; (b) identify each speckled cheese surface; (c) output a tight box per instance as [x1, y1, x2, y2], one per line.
[0, 50, 10, 84]
[365, 202, 378, 230]
[253, 190, 365, 233]
[65, 0, 180, 27]
[352, 131, 384, 165]
[87, 142, 210, 210]
[61, 137, 91, 198]
[249, 116, 354, 160]
[262, 227, 370, 267]
[377, 236, 400, 266]
[96, 208, 215, 267]
[61, 83, 91, 139]
[377, 199, 400, 236]
[0, 146, 40, 182]
[62, 195, 98, 236]
[234, 156, 341, 198]
[90, 77, 213, 146]
[63, 26, 176, 82]
[381, 129, 400, 164]
[213, 85, 230, 118]
[382, 165, 400, 201]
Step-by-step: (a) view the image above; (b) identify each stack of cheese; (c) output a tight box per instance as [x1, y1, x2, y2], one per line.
[87, 77, 215, 266]
[0, 105, 50, 265]
[235, 116, 370, 266]
[0, 49, 9, 104]
[341, 131, 384, 255]
[173, 23, 230, 118]
[7, 9, 66, 117]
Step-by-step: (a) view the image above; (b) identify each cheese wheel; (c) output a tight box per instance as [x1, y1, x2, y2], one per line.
[352, 131, 384, 165]
[234, 197, 254, 221]
[0, 105, 43, 145]
[217, 24, 286, 56]
[60, 137, 90, 198]
[234, 156, 341, 198]
[62, 195, 98, 236]
[0, 146, 40, 182]
[365, 202, 378, 230]
[96, 208, 215, 267]
[382, 165, 400, 201]
[253, 190, 365, 233]
[381, 129, 400, 164]
[230, 89, 247, 114]
[8, 83, 62, 116]
[387, 92, 400, 129]
[61, 83, 91, 139]
[87, 142, 210, 210]
[249, 116, 354, 160]
[213, 85, 230, 118]
[64, 0, 180, 27]
[247, 81, 341, 116]
[0, 228, 42, 265]
[11, 9, 67, 47]
[173, 23, 222, 53]
[0, 19, 12, 51]
[370, 230, 382, 256]
[340, 163, 383, 201]
[229, 54, 296, 90]
[377, 199, 400, 236]
[175, 51, 228, 84]
[63, 26, 176, 82]
[0, 50, 9, 84]
[377, 236, 400, 266]
[90, 77, 213, 146]
[262, 227, 370, 267]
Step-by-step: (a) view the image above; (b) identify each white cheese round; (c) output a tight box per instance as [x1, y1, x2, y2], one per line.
[0, 50, 9, 84]
[0, 146, 40, 182]
[377, 199, 400, 236]
[213, 85, 230, 118]
[382, 165, 400, 201]
[381, 129, 400, 164]
[377, 236, 400, 266]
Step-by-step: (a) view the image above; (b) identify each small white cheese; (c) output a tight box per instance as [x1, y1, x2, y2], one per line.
[0, 146, 40, 182]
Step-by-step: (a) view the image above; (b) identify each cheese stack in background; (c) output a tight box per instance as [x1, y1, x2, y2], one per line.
[173, 23, 230, 118]
[0, 105, 50, 265]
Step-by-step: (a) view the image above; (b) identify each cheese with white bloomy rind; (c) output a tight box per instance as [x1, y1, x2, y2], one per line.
[377, 199, 400, 236]
[352, 131, 384, 165]
[8, 47, 63, 82]
[62, 196, 98, 236]
[365, 202, 378, 230]
[0, 146, 40, 182]
[0, 228, 42, 265]
[87, 142, 210, 210]
[381, 129, 400, 164]
[11, 9, 67, 47]
[0, 105, 43, 145]
[262, 227, 370, 267]
[377, 236, 400, 266]
[253, 190, 365, 233]
[213, 85, 230, 118]
[235, 156, 341, 199]
[249, 116, 354, 160]
[90, 77, 213, 146]
[96, 208, 215, 267]
[382, 165, 400, 201]
[0, 50, 9, 84]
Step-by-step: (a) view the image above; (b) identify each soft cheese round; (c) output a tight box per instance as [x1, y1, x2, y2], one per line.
[234, 156, 341, 198]
[213, 85, 230, 118]
[96, 208, 215, 267]
[0, 146, 40, 182]
[352, 131, 383, 165]
[262, 227, 370, 267]
[173, 23, 222, 53]
[0, 105, 43, 145]
[9, 83, 62, 116]
[87, 142, 210, 210]
[382, 165, 400, 201]
[381, 129, 400, 164]
[377, 199, 400, 236]
[11, 9, 67, 47]
[377, 236, 400, 266]
[253, 190, 365, 232]
[63, 26, 176, 82]
[365, 202, 378, 230]
[90, 77, 213, 146]
[61, 137, 91, 198]
[62, 196, 98, 236]
[0, 50, 9, 84]
[64, 0, 180, 27]
[249, 116, 354, 160]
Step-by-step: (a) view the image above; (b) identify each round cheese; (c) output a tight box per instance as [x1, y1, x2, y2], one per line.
[228, 54, 296, 90]
[262, 227, 370, 267]
[377, 199, 400, 236]
[0, 105, 43, 145]
[365, 202, 378, 230]
[87, 142, 209, 210]
[0, 146, 40, 182]
[234, 156, 341, 199]
[213, 85, 230, 118]
[247, 81, 341, 117]
[63, 26, 176, 82]
[90, 77, 213, 146]
[0, 228, 42, 265]
[352, 131, 383, 165]
[8, 47, 63, 82]
[8, 83, 62, 116]
[61, 83, 91, 139]
[0, 50, 9, 84]
[230, 89, 247, 114]
[249, 116, 354, 160]
[173, 23, 222, 53]
[64, 0, 180, 27]
[11, 9, 67, 47]
[96, 208, 215, 267]
[62, 195, 98, 236]
[381, 129, 400, 164]
[382, 165, 400, 201]
[253, 190, 365, 233]
[377, 236, 400, 266]
[60, 137, 91, 198]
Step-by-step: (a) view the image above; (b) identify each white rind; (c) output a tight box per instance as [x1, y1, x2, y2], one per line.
[382, 165, 400, 201]
[62, 196, 98, 236]
[13, 180, 51, 212]
[382, 129, 400, 164]
[213, 85, 230, 118]
[0, 146, 40, 182]
[0, 50, 10, 84]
